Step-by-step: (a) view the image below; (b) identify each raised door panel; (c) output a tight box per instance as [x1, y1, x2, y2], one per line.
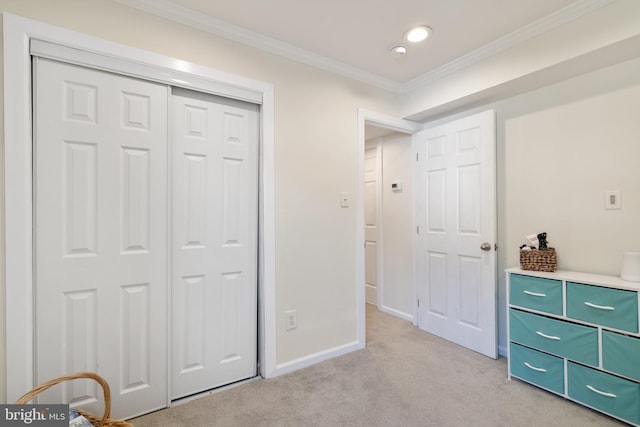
[121, 148, 151, 253]
[458, 256, 481, 329]
[427, 252, 448, 319]
[63, 142, 98, 256]
[365, 241, 377, 304]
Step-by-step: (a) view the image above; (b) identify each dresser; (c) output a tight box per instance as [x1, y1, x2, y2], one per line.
[506, 268, 640, 425]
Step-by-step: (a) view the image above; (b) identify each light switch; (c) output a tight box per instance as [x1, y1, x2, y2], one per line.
[341, 192, 349, 208]
[604, 190, 621, 210]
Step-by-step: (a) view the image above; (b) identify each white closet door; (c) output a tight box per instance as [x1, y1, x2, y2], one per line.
[171, 89, 258, 399]
[34, 59, 169, 418]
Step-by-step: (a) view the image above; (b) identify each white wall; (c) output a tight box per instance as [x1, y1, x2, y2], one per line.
[0, 0, 401, 399]
[379, 133, 414, 319]
[497, 57, 640, 351]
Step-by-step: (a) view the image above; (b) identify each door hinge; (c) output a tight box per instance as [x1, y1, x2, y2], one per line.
[416, 152, 419, 162]
[417, 298, 420, 308]
[416, 225, 420, 234]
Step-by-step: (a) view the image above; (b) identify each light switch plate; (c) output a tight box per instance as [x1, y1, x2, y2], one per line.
[604, 190, 621, 210]
[340, 192, 349, 208]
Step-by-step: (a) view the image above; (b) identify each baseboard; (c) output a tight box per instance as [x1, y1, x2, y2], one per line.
[498, 343, 508, 358]
[271, 340, 363, 377]
[379, 305, 414, 322]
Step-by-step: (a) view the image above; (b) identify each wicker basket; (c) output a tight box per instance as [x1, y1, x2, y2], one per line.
[15, 372, 132, 427]
[520, 248, 557, 272]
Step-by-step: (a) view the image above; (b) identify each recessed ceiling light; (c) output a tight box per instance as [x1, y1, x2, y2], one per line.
[405, 26, 432, 43]
[390, 45, 407, 55]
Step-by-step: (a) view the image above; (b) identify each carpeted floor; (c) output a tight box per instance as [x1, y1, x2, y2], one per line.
[131, 305, 626, 426]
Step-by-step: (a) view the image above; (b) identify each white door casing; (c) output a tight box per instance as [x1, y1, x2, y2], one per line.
[171, 89, 258, 399]
[33, 58, 169, 417]
[414, 109, 497, 359]
[364, 144, 379, 306]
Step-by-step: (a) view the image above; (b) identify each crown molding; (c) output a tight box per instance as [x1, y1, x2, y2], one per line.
[400, 0, 614, 94]
[114, 0, 613, 95]
[112, 0, 402, 93]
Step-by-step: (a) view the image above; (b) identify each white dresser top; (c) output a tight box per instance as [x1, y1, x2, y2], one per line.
[506, 267, 640, 292]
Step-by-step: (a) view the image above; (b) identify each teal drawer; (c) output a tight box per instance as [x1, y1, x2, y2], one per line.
[603, 330, 640, 382]
[509, 343, 564, 394]
[566, 282, 638, 333]
[568, 361, 640, 425]
[509, 274, 562, 315]
[509, 308, 598, 366]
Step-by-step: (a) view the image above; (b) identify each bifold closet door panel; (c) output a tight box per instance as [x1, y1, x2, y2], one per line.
[33, 58, 169, 418]
[171, 88, 259, 400]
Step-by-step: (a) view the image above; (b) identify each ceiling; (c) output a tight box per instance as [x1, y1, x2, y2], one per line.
[123, 0, 584, 87]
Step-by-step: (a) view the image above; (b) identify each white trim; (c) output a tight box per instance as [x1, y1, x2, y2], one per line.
[401, 0, 614, 93]
[2, 12, 34, 401]
[114, 0, 611, 94]
[2, 12, 277, 402]
[357, 109, 421, 346]
[272, 340, 361, 377]
[113, 0, 401, 93]
[30, 39, 263, 104]
[378, 305, 414, 323]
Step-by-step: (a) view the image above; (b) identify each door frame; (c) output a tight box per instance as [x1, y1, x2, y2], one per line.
[2, 13, 276, 402]
[356, 109, 421, 345]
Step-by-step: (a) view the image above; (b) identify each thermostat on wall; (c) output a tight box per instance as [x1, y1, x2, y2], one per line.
[391, 182, 402, 192]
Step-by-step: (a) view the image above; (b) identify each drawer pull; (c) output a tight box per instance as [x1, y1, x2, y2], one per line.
[523, 290, 546, 297]
[535, 331, 561, 340]
[523, 362, 547, 373]
[584, 302, 615, 311]
[586, 384, 617, 398]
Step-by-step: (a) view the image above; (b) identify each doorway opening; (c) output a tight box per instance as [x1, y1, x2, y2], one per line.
[357, 110, 421, 347]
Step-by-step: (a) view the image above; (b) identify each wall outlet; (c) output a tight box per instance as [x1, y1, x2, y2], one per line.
[285, 310, 297, 330]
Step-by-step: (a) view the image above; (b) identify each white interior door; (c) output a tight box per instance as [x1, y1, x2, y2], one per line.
[364, 144, 379, 306]
[34, 58, 169, 417]
[414, 110, 497, 358]
[171, 89, 259, 399]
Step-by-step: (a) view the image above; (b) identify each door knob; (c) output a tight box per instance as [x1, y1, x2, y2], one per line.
[480, 242, 492, 251]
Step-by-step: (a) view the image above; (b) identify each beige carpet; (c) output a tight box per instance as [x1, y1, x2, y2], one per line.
[131, 305, 625, 426]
